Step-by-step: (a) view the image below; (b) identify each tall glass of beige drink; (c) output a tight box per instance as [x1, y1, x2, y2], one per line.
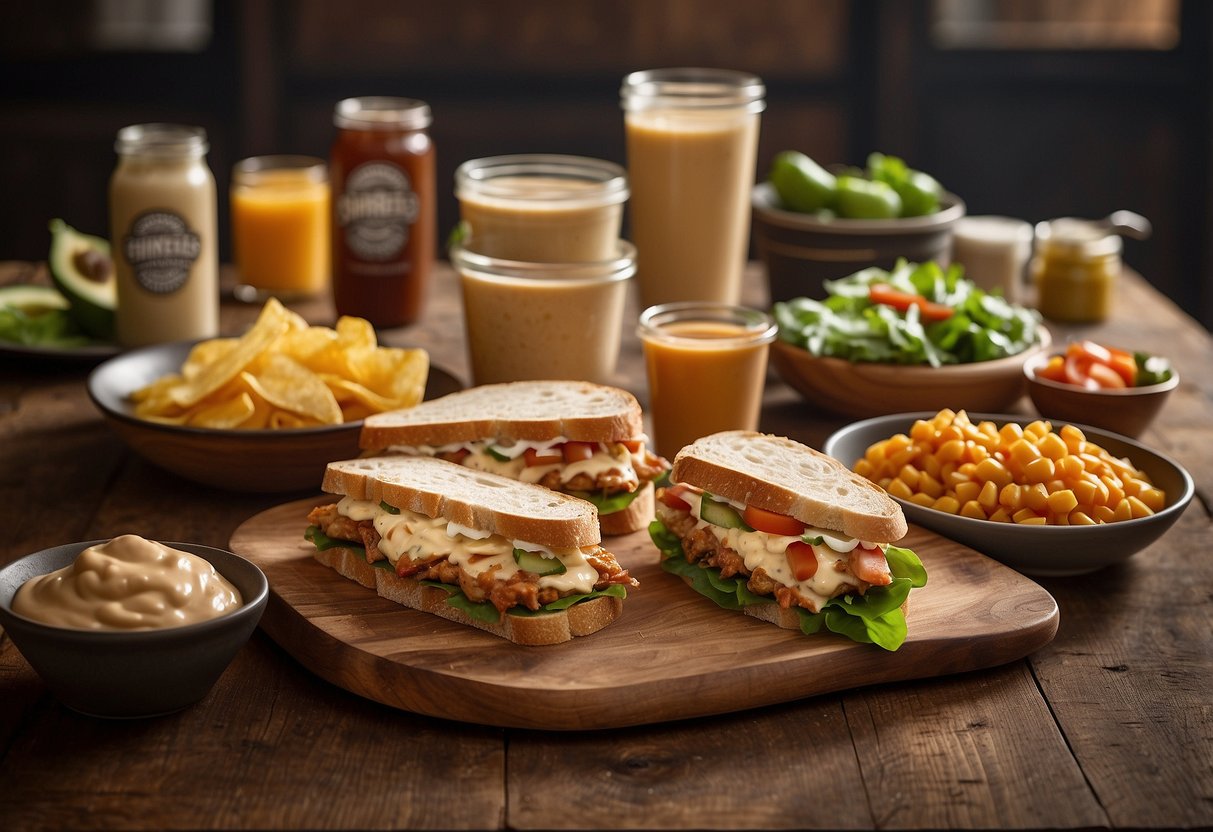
[109, 124, 218, 347]
[621, 68, 765, 309]
[451, 241, 635, 385]
[455, 155, 628, 263]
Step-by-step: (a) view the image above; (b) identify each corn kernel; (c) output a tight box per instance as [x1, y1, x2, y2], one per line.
[954, 481, 981, 504]
[919, 471, 944, 499]
[910, 419, 934, 441]
[960, 500, 987, 520]
[988, 507, 1012, 523]
[909, 493, 936, 508]
[938, 439, 965, 463]
[898, 464, 920, 489]
[978, 480, 999, 509]
[887, 477, 914, 500]
[1047, 489, 1079, 515]
[1036, 432, 1069, 461]
[1023, 456, 1056, 483]
[1024, 483, 1051, 513]
[932, 495, 960, 514]
[975, 457, 1013, 487]
[1069, 510, 1097, 526]
[1139, 487, 1166, 512]
[1127, 496, 1154, 519]
[1012, 507, 1042, 523]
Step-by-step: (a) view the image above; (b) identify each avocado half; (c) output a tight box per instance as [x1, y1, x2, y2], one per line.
[48, 218, 116, 339]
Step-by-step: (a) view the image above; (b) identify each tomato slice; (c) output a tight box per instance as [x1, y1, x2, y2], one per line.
[619, 439, 643, 454]
[1087, 361, 1127, 389]
[561, 441, 596, 463]
[868, 283, 955, 321]
[743, 505, 806, 536]
[1105, 347, 1137, 386]
[1035, 355, 1068, 383]
[1063, 353, 1099, 390]
[849, 546, 892, 586]
[785, 541, 819, 581]
[524, 446, 562, 467]
[659, 484, 692, 512]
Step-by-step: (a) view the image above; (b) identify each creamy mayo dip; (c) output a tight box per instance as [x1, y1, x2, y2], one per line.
[12, 535, 242, 630]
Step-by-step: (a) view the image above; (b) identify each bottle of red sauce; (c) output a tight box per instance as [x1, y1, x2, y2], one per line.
[329, 97, 435, 327]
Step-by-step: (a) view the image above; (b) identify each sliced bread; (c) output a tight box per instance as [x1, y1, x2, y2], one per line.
[359, 380, 644, 449]
[671, 431, 908, 543]
[322, 455, 600, 550]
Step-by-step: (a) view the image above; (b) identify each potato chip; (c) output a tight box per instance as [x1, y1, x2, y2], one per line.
[240, 354, 343, 425]
[168, 298, 294, 408]
[186, 391, 257, 429]
[128, 299, 431, 430]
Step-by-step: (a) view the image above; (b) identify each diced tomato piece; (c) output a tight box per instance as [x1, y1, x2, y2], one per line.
[619, 439, 643, 453]
[1063, 353, 1100, 390]
[743, 505, 806, 536]
[869, 283, 955, 321]
[561, 441, 596, 464]
[524, 447, 562, 466]
[849, 546, 892, 586]
[1069, 340, 1113, 365]
[659, 484, 692, 512]
[1105, 347, 1138, 386]
[785, 541, 819, 581]
[1035, 355, 1068, 383]
[1088, 361, 1127, 389]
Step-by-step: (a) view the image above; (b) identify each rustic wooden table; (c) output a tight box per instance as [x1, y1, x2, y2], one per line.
[1, 261, 1209, 830]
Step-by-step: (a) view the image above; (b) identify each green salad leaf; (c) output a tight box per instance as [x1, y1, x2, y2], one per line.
[774, 259, 1042, 368]
[566, 487, 643, 515]
[649, 520, 927, 651]
[0, 306, 94, 348]
[304, 524, 365, 555]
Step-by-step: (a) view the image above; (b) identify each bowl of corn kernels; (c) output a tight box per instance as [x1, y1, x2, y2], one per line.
[823, 409, 1194, 576]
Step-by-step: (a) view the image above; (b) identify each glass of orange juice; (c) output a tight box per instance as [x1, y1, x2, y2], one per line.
[638, 302, 777, 460]
[230, 155, 330, 301]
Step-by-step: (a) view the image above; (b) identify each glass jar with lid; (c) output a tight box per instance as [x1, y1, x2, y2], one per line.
[109, 123, 218, 347]
[330, 97, 435, 328]
[1031, 218, 1122, 323]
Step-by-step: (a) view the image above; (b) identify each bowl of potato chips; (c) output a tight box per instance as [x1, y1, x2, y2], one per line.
[87, 299, 440, 492]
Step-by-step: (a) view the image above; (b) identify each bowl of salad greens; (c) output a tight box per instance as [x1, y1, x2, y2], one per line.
[753, 152, 965, 303]
[771, 259, 1050, 419]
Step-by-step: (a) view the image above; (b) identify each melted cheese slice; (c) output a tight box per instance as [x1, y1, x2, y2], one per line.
[335, 496, 598, 594]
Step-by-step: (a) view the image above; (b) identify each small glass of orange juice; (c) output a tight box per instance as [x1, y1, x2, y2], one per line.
[638, 302, 777, 460]
[230, 155, 330, 301]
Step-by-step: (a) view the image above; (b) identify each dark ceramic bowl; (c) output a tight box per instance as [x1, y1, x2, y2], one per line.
[87, 341, 462, 493]
[823, 413, 1194, 576]
[752, 181, 966, 303]
[0, 540, 268, 718]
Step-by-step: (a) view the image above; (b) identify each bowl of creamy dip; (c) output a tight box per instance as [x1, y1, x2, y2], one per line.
[0, 535, 267, 718]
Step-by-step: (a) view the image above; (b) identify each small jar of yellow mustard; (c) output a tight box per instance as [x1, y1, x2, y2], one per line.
[1031, 218, 1122, 323]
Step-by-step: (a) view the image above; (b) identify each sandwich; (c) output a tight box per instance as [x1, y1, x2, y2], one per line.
[649, 431, 927, 651]
[358, 380, 669, 536]
[305, 455, 638, 645]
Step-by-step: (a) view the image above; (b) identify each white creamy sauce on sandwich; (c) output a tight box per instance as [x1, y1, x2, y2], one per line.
[385, 438, 644, 490]
[335, 497, 597, 594]
[682, 491, 879, 611]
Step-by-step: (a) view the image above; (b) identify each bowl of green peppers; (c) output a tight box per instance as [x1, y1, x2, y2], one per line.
[753, 151, 965, 304]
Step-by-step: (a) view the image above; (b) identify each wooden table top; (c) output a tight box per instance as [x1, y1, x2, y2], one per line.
[1, 260, 1210, 830]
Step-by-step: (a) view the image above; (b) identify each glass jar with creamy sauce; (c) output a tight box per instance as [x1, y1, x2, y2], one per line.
[109, 123, 219, 347]
[330, 96, 436, 328]
[1031, 218, 1122, 323]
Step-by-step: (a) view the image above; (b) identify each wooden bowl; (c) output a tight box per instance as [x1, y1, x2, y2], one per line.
[1024, 353, 1179, 438]
[88, 341, 462, 493]
[752, 181, 966, 303]
[771, 327, 1051, 419]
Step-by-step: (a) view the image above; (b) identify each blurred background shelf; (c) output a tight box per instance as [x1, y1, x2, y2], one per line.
[1, 0, 1209, 329]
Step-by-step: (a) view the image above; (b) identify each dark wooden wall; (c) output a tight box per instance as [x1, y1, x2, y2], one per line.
[1, 0, 1209, 328]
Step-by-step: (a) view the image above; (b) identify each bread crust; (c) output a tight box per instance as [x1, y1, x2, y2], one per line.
[314, 546, 624, 645]
[322, 456, 600, 549]
[672, 431, 908, 542]
[598, 482, 655, 536]
[360, 380, 645, 449]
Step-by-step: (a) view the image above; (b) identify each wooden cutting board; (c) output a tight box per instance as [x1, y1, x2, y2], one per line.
[230, 497, 1058, 730]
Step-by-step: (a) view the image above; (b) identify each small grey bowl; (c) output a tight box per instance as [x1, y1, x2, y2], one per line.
[0, 540, 267, 718]
[823, 413, 1195, 577]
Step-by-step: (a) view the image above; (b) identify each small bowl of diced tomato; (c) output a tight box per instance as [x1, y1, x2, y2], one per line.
[1024, 341, 1178, 437]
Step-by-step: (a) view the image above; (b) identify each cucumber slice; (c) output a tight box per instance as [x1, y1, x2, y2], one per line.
[700, 497, 748, 530]
[513, 548, 567, 576]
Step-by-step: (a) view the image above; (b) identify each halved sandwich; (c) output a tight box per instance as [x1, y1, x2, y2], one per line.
[649, 431, 927, 651]
[305, 455, 638, 645]
[358, 380, 669, 535]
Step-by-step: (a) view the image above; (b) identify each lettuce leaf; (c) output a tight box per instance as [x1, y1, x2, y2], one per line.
[648, 519, 927, 651]
[420, 580, 628, 621]
[304, 524, 365, 556]
[566, 487, 642, 515]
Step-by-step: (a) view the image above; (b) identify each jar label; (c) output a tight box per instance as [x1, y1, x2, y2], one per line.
[123, 211, 202, 294]
[337, 161, 420, 261]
